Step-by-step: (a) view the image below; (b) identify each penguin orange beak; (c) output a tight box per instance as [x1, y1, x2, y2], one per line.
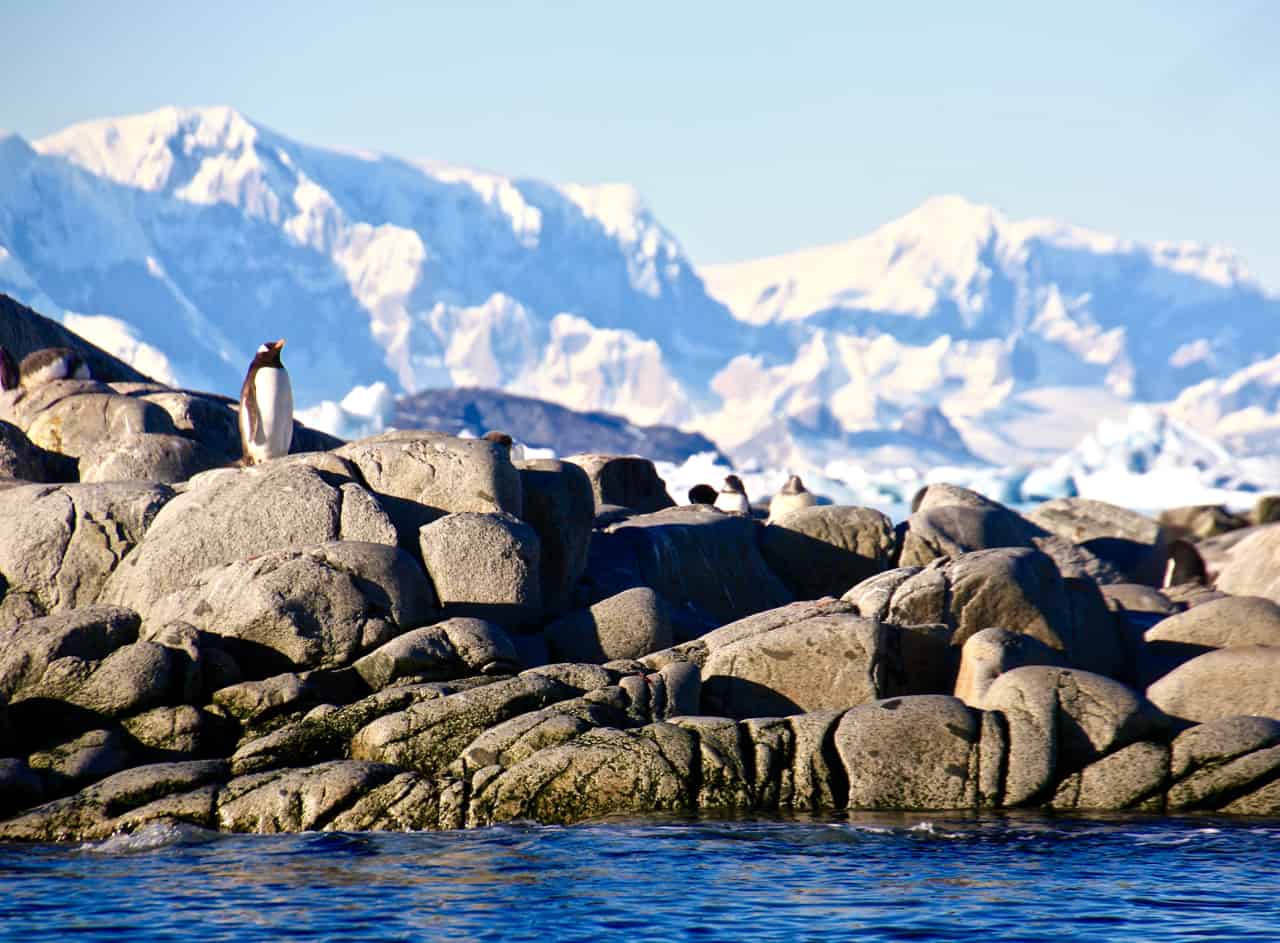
[272, 339, 286, 351]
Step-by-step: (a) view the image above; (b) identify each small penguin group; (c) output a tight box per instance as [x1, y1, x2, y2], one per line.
[0, 345, 90, 392]
[238, 339, 294, 465]
[689, 473, 818, 521]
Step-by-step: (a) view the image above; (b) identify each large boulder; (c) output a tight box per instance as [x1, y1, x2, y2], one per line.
[419, 512, 541, 626]
[0, 482, 173, 626]
[0, 420, 60, 482]
[99, 462, 396, 615]
[563, 454, 674, 513]
[953, 627, 1068, 706]
[1137, 595, 1280, 687]
[700, 612, 904, 718]
[1146, 646, 1280, 724]
[1167, 716, 1280, 812]
[1214, 524, 1280, 600]
[758, 506, 895, 600]
[143, 542, 438, 676]
[544, 587, 675, 664]
[0, 606, 140, 703]
[1027, 497, 1168, 586]
[25, 392, 179, 459]
[835, 696, 986, 810]
[515, 459, 594, 613]
[580, 506, 793, 626]
[351, 618, 519, 690]
[843, 548, 1123, 679]
[78, 432, 224, 484]
[335, 431, 523, 546]
[217, 761, 405, 834]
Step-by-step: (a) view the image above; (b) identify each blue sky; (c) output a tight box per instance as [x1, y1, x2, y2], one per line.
[3, 1, 1277, 287]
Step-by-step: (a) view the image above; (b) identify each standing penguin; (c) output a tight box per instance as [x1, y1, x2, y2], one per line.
[18, 346, 89, 389]
[768, 474, 818, 522]
[239, 339, 293, 465]
[0, 346, 18, 391]
[713, 474, 750, 515]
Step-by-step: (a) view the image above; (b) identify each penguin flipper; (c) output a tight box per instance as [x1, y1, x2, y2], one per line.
[239, 373, 262, 450]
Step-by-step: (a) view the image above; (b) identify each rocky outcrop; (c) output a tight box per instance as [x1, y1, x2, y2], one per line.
[564, 454, 674, 513]
[758, 506, 895, 600]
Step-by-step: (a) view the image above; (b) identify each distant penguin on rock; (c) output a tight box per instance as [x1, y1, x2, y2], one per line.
[19, 346, 89, 389]
[0, 347, 18, 391]
[239, 339, 293, 465]
[688, 483, 718, 505]
[1164, 538, 1209, 588]
[768, 474, 818, 522]
[483, 429, 525, 462]
[714, 474, 750, 515]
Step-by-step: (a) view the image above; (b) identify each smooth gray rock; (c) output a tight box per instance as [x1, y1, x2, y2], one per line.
[836, 696, 982, 810]
[121, 705, 234, 756]
[0, 606, 139, 702]
[1050, 741, 1168, 811]
[217, 760, 403, 834]
[419, 512, 541, 626]
[953, 627, 1069, 707]
[131, 389, 242, 460]
[100, 462, 396, 615]
[352, 618, 519, 690]
[1209, 524, 1280, 599]
[25, 392, 178, 459]
[1147, 646, 1280, 724]
[1170, 716, 1280, 779]
[701, 612, 902, 719]
[78, 432, 225, 484]
[1168, 739, 1280, 811]
[1028, 497, 1168, 586]
[144, 542, 437, 675]
[563, 454, 674, 513]
[0, 483, 173, 626]
[581, 506, 793, 626]
[1137, 596, 1280, 687]
[27, 728, 136, 793]
[544, 587, 675, 664]
[758, 505, 895, 600]
[0, 758, 44, 818]
[336, 431, 523, 545]
[0, 420, 54, 481]
[516, 459, 594, 613]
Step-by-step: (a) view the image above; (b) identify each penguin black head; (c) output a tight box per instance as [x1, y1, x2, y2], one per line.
[1164, 538, 1209, 588]
[723, 474, 745, 495]
[781, 474, 807, 495]
[252, 339, 286, 369]
[0, 346, 17, 391]
[688, 484, 718, 505]
[483, 430, 514, 448]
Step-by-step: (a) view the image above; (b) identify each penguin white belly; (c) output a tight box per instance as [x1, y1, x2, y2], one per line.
[714, 492, 750, 515]
[249, 367, 294, 462]
[768, 492, 817, 522]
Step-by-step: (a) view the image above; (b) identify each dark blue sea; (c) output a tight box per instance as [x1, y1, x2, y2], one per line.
[3, 813, 1278, 942]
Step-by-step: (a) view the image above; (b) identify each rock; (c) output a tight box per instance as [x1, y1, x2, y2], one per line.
[1028, 497, 1168, 586]
[516, 459, 594, 613]
[953, 627, 1068, 707]
[212, 673, 311, 725]
[835, 696, 982, 810]
[130, 390, 243, 460]
[1137, 595, 1280, 688]
[1147, 646, 1280, 724]
[335, 431, 523, 546]
[99, 462, 396, 615]
[700, 612, 903, 719]
[1253, 494, 1280, 526]
[0, 420, 56, 481]
[758, 506, 895, 600]
[472, 723, 696, 827]
[78, 432, 225, 483]
[0, 483, 173, 626]
[419, 512, 541, 626]
[121, 706, 236, 756]
[24, 392, 179, 459]
[217, 760, 404, 833]
[563, 454, 674, 513]
[351, 673, 578, 774]
[581, 506, 793, 626]
[145, 542, 438, 676]
[1170, 716, 1280, 779]
[31, 640, 187, 718]
[0, 606, 139, 702]
[1214, 524, 1280, 601]
[27, 728, 136, 793]
[351, 618, 520, 690]
[1100, 583, 1179, 617]
[1167, 718, 1280, 811]
[978, 666, 1169, 805]
[899, 503, 1036, 569]
[544, 588, 676, 664]
[0, 760, 230, 842]
[1050, 741, 1168, 811]
[0, 758, 44, 818]
[1158, 504, 1248, 541]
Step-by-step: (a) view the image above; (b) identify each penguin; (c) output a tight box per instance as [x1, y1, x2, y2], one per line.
[0, 346, 18, 391]
[688, 483, 718, 505]
[483, 429, 525, 462]
[239, 339, 293, 465]
[768, 474, 818, 522]
[713, 474, 750, 515]
[1163, 538, 1208, 588]
[18, 346, 90, 389]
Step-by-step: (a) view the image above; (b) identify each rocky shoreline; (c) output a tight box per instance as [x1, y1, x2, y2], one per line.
[2, 366, 1279, 841]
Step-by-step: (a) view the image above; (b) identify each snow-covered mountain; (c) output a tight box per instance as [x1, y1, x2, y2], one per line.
[4, 106, 1279, 476]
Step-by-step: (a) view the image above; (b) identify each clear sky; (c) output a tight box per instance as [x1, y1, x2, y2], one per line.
[3, 1, 1277, 288]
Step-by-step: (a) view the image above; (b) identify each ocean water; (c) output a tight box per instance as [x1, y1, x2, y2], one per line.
[2, 813, 1278, 942]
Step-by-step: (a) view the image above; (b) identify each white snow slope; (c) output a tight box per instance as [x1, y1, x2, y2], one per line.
[4, 108, 1280, 481]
